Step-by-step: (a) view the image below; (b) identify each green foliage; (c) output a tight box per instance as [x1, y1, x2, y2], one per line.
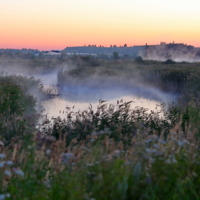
[1, 122, 200, 200]
[0, 75, 39, 142]
[44, 102, 180, 146]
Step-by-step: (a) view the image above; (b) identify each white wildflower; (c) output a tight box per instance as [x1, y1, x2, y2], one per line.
[46, 149, 51, 155]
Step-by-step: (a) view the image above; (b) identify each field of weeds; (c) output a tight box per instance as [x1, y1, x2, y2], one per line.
[1, 58, 200, 199]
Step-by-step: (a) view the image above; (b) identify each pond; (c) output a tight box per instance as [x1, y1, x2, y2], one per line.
[41, 85, 176, 119]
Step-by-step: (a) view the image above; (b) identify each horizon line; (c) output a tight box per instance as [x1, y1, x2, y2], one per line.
[1, 42, 200, 51]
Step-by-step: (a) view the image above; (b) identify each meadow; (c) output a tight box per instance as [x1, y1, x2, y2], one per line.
[1, 56, 200, 199]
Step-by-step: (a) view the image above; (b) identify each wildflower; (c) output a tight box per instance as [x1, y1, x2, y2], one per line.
[153, 144, 159, 149]
[27, 145, 33, 149]
[0, 194, 9, 200]
[0, 162, 4, 168]
[4, 170, 11, 176]
[177, 141, 184, 146]
[5, 194, 10, 198]
[86, 163, 94, 167]
[145, 148, 152, 154]
[165, 156, 177, 164]
[114, 150, 121, 154]
[172, 157, 177, 163]
[154, 151, 163, 156]
[145, 139, 153, 144]
[101, 155, 109, 159]
[143, 154, 150, 160]
[62, 152, 74, 159]
[5, 161, 13, 166]
[97, 130, 104, 135]
[46, 149, 51, 155]
[158, 139, 166, 144]
[71, 162, 76, 166]
[0, 154, 6, 159]
[183, 140, 190, 145]
[13, 168, 24, 176]
[43, 180, 51, 188]
[104, 128, 111, 134]
[91, 132, 97, 136]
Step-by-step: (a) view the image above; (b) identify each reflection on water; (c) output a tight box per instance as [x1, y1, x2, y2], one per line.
[41, 83, 177, 119]
[41, 95, 164, 119]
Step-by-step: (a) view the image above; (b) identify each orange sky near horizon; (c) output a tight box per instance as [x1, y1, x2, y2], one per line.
[1, 0, 200, 50]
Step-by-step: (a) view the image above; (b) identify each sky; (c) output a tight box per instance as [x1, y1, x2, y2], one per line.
[1, 0, 200, 50]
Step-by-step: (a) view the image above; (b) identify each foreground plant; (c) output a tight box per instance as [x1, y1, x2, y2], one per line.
[0, 113, 199, 199]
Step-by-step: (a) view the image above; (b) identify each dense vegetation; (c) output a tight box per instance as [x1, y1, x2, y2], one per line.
[1, 57, 200, 199]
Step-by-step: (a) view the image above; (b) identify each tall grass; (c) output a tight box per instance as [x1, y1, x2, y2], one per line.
[1, 111, 200, 199]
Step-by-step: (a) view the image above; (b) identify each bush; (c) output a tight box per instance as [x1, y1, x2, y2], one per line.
[0, 76, 39, 143]
[135, 56, 143, 63]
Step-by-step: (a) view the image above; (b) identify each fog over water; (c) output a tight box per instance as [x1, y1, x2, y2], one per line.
[0, 62, 177, 118]
[41, 82, 176, 119]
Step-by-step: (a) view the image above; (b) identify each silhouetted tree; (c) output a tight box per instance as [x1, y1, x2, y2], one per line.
[165, 53, 172, 60]
[113, 52, 119, 60]
[135, 56, 143, 63]
[164, 53, 175, 64]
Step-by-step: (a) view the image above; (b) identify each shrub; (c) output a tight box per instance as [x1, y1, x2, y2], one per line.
[0, 76, 39, 143]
